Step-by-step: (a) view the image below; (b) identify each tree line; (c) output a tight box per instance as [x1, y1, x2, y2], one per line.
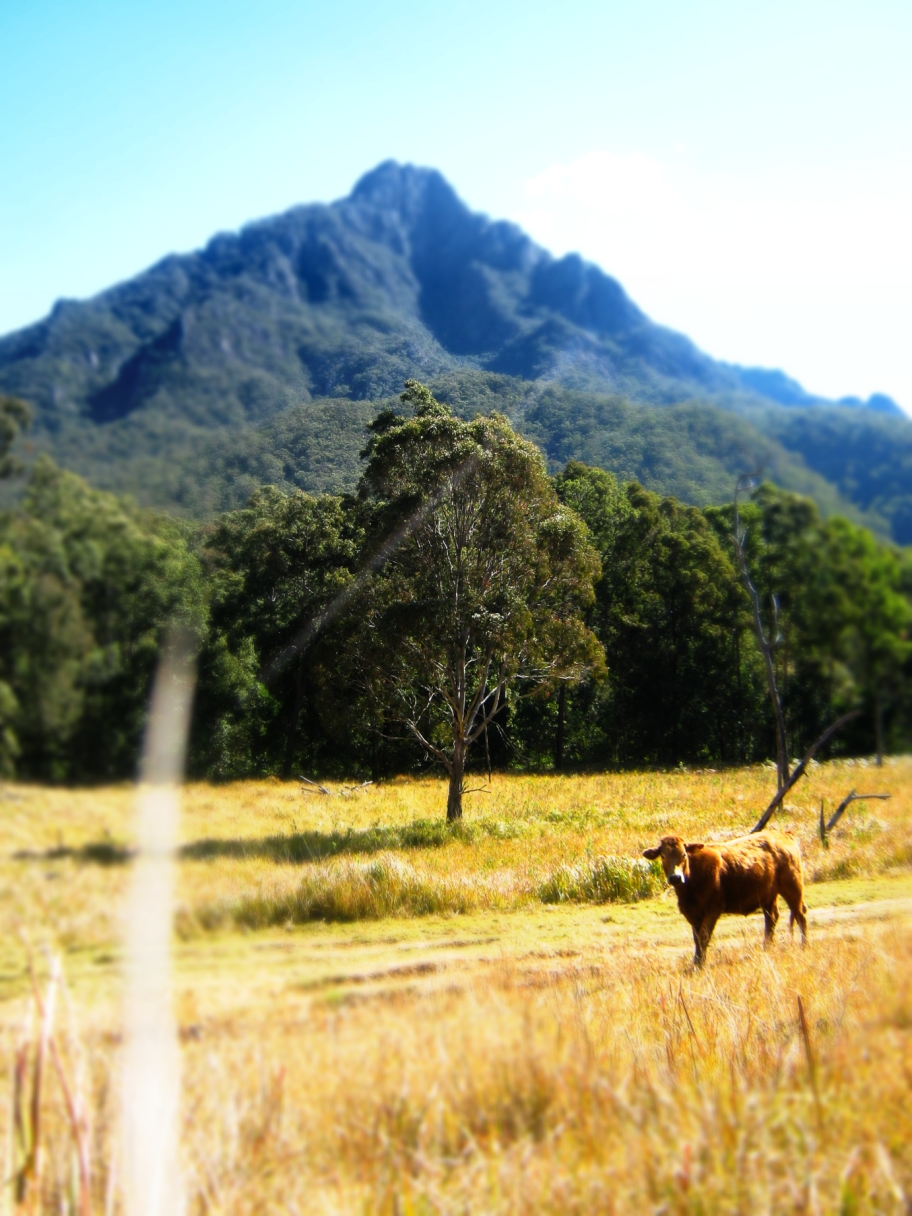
[0, 385, 909, 804]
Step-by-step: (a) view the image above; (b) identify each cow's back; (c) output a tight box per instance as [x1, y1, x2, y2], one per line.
[716, 833, 787, 914]
[763, 831, 804, 877]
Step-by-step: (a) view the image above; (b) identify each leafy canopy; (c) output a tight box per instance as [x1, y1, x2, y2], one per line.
[354, 382, 604, 817]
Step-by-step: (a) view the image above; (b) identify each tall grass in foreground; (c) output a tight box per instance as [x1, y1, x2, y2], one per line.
[5, 918, 910, 1213]
[1, 763, 910, 1211]
[5, 954, 96, 1214]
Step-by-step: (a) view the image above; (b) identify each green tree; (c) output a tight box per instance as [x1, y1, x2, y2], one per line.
[818, 516, 912, 763]
[544, 462, 629, 768]
[0, 396, 31, 774]
[0, 395, 30, 479]
[199, 485, 360, 778]
[0, 457, 205, 780]
[605, 485, 758, 765]
[354, 382, 604, 819]
[708, 484, 912, 765]
[550, 464, 767, 769]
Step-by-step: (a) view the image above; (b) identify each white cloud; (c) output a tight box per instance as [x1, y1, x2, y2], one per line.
[511, 150, 912, 412]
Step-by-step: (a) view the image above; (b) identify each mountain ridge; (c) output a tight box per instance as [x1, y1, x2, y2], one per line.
[1, 160, 909, 537]
[4, 160, 902, 419]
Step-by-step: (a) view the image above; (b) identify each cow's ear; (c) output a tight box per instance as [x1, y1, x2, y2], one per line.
[685, 842, 705, 854]
[642, 846, 661, 860]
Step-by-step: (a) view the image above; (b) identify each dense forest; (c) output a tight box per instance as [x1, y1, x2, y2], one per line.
[0, 383, 909, 792]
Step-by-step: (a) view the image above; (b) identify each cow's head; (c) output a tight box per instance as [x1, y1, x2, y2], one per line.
[642, 835, 703, 886]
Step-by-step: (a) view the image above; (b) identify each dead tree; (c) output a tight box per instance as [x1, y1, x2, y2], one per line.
[750, 710, 860, 833]
[734, 476, 882, 836]
[733, 473, 790, 791]
[819, 789, 891, 845]
[731, 479, 896, 841]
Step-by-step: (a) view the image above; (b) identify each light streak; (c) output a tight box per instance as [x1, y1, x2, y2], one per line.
[259, 455, 477, 685]
[122, 629, 196, 1216]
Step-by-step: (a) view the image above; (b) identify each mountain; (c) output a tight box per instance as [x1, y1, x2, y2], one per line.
[719, 365, 901, 415]
[1, 161, 909, 537]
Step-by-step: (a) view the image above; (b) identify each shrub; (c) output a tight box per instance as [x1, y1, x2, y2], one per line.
[536, 855, 664, 905]
[190, 853, 490, 930]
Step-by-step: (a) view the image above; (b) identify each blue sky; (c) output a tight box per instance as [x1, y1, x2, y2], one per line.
[2, 0, 911, 409]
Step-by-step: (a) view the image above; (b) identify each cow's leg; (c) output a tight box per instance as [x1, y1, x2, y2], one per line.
[692, 924, 702, 965]
[762, 897, 780, 944]
[692, 914, 719, 967]
[787, 894, 808, 942]
[779, 875, 809, 942]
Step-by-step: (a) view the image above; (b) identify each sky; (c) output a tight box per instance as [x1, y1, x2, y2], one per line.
[2, 0, 911, 410]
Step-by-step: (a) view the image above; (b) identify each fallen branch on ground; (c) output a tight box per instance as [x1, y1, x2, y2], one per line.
[298, 777, 375, 796]
[298, 775, 332, 796]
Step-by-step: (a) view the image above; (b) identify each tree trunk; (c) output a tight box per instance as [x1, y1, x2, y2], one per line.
[732, 488, 789, 790]
[747, 583, 788, 787]
[774, 701, 790, 791]
[554, 684, 566, 772]
[370, 728, 380, 783]
[447, 739, 466, 821]
[282, 657, 307, 780]
[875, 691, 884, 767]
[757, 634, 789, 791]
[735, 626, 743, 762]
[761, 634, 789, 791]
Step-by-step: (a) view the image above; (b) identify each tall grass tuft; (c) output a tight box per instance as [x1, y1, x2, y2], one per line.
[182, 852, 668, 932]
[188, 853, 500, 930]
[9, 950, 97, 1214]
[536, 855, 664, 904]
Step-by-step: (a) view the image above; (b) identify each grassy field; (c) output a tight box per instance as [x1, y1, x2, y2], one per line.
[1, 759, 911, 1212]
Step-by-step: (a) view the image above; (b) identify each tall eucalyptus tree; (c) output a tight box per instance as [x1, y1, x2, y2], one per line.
[355, 382, 604, 819]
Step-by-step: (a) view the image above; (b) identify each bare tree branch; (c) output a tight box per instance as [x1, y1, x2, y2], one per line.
[466, 680, 510, 745]
[297, 775, 332, 796]
[825, 790, 891, 833]
[402, 720, 452, 770]
[750, 710, 861, 832]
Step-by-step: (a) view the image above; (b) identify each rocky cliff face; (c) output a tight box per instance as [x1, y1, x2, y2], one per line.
[0, 160, 816, 434]
[0, 161, 906, 533]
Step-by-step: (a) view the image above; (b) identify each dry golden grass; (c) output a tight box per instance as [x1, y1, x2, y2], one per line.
[1, 760, 911, 1212]
[182, 921, 912, 1214]
[2, 758, 910, 950]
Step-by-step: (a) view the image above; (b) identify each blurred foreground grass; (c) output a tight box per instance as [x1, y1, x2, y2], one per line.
[1, 761, 911, 1212]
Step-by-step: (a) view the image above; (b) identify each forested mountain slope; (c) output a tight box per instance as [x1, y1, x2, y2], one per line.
[164, 372, 882, 533]
[763, 407, 912, 545]
[1, 161, 908, 536]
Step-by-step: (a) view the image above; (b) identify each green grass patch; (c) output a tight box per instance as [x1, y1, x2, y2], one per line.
[183, 854, 496, 932]
[183, 851, 668, 933]
[179, 815, 528, 866]
[536, 855, 665, 905]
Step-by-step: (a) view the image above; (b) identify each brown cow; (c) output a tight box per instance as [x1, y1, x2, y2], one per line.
[642, 831, 808, 965]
